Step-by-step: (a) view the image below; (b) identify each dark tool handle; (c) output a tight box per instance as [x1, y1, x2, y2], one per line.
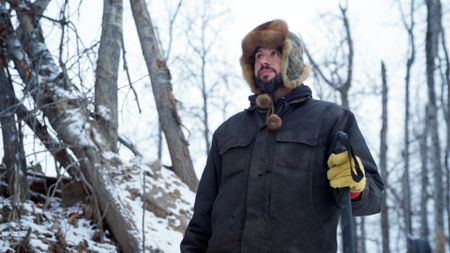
[334, 131, 348, 154]
[335, 131, 364, 183]
[341, 189, 353, 253]
[334, 131, 353, 253]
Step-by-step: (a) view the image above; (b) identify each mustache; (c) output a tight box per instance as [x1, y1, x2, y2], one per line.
[258, 66, 276, 74]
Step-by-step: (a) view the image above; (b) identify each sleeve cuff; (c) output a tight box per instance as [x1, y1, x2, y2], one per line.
[350, 191, 362, 200]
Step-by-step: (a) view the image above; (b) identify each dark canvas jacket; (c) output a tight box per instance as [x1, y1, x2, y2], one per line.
[181, 85, 384, 253]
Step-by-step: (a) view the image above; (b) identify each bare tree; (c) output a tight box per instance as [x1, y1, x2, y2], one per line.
[94, 0, 123, 153]
[1, 2, 143, 251]
[379, 61, 390, 253]
[438, 17, 450, 250]
[155, 0, 182, 163]
[305, 4, 365, 251]
[0, 66, 28, 201]
[398, 0, 416, 248]
[129, 0, 198, 191]
[305, 4, 354, 108]
[181, 0, 230, 156]
[1, 1, 79, 179]
[425, 0, 445, 252]
[418, 107, 430, 240]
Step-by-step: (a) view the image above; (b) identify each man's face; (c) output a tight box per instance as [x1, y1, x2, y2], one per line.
[254, 48, 283, 93]
[254, 48, 282, 82]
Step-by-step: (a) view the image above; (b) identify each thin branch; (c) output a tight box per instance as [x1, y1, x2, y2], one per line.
[118, 136, 142, 157]
[121, 36, 142, 113]
[141, 169, 146, 251]
[339, 4, 353, 92]
[304, 46, 334, 86]
[165, 0, 183, 60]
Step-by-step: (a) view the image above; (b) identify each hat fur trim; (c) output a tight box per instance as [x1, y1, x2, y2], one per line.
[240, 19, 308, 94]
[241, 20, 289, 60]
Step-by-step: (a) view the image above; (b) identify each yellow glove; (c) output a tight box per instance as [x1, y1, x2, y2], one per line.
[327, 151, 366, 193]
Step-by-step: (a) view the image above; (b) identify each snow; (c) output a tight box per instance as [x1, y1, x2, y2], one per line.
[96, 105, 112, 121]
[110, 156, 195, 252]
[63, 108, 90, 147]
[0, 197, 118, 252]
[0, 154, 195, 252]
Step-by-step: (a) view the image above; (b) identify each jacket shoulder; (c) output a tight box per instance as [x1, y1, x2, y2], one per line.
[307, 99, 353, 118]
[213, 110, 257, 139]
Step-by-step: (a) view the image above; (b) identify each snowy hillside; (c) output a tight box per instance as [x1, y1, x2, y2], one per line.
[0, 158, 195, 253]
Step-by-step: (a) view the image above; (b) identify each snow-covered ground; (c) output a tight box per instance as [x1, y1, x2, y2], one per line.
[0, 197, 118, 252]
[0, 156, 196, 253]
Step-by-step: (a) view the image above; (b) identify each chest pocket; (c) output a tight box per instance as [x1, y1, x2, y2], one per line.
[275, 130, 319, 169]
[219, 135, 254, 184]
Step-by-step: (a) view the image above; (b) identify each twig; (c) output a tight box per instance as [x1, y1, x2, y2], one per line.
[142, 168, 146, 251]
[118, 136, 142, 157]
[43, 159, 81, 210]
[15, 227, 32, 251]
[14, 98, 79, 178]
[164, 0, 183, 60]
[121, 36, 142, 113]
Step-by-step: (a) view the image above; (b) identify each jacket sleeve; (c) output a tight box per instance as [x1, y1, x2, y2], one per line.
[180, 136, 221, 252]
[332, 110, 384, 216]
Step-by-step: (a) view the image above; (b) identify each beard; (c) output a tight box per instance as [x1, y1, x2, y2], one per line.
[255, 73, 283, 93]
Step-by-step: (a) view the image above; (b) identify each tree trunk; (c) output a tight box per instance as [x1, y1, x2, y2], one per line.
[439, 23, 450, 250]
[1, 3, 78, 178]
[338, 5, 353, 110]
[359, 218, 367, 253]
[379, 61, 390, 253]
[338, 5, 360, 250]
[201, 62, 211, 155]
[425, 0, 445, 251]
[129, 0, 198, 191]
[419, 106, 430, 239]
[0, 67, 28, 201]
[94, 0, 123, 153]
[1, 6, 143, 252]
[402, 0, 415, 247]
[158, 123, 163, 161]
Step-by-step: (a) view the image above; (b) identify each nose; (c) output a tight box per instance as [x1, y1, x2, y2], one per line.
[259, 55, 270, 65]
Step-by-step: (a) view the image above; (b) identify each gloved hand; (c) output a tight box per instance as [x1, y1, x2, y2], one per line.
[327, 151, 366, 193]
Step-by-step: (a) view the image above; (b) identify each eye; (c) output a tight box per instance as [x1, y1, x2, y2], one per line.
[255, 53, 263, 60]
[271, 51, 281, 57]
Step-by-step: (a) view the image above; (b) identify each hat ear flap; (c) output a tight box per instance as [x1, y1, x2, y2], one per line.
[280, 39, 292, 88]
[282, 32, 309, 89]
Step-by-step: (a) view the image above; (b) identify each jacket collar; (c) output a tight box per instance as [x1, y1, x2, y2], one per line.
[247, 84, 312, 111]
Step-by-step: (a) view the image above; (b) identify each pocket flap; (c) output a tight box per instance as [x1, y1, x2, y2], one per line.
[276, 130, 318, 146]
[219, 136, 253, 155]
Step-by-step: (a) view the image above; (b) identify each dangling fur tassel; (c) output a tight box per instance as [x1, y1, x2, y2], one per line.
[256, 93, 282, 130]
[255, 93, 272, 109]
[266, 114, 282, 130]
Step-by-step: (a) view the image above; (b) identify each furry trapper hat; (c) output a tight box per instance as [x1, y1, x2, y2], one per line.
[240, 19, 310, 94]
